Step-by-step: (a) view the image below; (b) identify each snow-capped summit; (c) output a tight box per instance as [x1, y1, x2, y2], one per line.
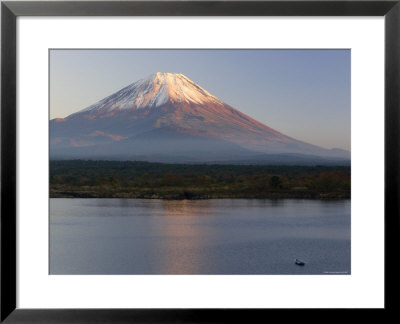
[73, 72, 224, 117]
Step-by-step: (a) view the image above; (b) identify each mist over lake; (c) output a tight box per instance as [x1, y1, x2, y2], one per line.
[50, 198, 350, 275]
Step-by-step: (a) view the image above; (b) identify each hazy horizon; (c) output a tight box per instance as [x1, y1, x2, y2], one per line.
[50, 49, 350, 151]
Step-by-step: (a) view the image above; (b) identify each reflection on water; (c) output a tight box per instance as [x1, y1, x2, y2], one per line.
[50, 199, 350, 275]
[158, 201, 207, 274]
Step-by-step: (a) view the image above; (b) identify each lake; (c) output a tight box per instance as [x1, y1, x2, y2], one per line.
[50, 198, 350, 275]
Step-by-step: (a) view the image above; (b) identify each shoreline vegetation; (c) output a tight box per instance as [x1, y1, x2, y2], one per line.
[50, 160, 350, 200]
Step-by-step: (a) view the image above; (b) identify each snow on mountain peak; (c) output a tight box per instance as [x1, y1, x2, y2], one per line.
[74, 72, 225, 116]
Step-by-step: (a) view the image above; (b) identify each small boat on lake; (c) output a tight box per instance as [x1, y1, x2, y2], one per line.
[295, 259, 305, 266]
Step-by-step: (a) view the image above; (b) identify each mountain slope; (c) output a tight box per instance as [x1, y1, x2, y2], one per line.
[50, 72, 350, 163]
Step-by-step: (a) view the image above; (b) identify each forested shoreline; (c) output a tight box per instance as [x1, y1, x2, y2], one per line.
[50, 160, 350, 199]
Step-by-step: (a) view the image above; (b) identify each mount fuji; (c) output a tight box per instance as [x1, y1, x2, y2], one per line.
[50, 72, 350, 164]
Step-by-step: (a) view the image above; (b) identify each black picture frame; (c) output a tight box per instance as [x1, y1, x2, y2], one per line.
[1, 0, 399, 322]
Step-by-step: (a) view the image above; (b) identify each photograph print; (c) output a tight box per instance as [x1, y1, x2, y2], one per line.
[49, 49, 350, 275]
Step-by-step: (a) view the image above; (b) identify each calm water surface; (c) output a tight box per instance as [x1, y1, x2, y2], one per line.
[50, 198, 350, 274]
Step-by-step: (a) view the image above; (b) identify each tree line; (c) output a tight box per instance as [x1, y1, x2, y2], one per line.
[50, 160, 350, 199]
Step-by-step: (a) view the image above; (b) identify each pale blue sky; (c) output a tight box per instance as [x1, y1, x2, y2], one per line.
[50, 49, 350, 150]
